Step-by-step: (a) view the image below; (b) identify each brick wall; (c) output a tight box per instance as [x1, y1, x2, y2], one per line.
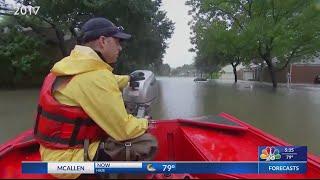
[261, 68, 288, 83]
[291, 64, 320, 83]
[261, 64, 320, 84]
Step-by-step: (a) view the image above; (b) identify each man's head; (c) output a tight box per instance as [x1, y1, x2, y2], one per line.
[80, 17, 131, 64]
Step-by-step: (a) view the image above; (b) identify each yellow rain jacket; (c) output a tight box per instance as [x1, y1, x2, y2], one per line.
[39, 45, 148, 179]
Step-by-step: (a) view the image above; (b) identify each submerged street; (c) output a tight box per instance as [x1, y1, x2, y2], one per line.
[1, 77, 320, 155]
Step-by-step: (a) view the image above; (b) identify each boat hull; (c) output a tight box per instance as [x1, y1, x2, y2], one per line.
[1, 113, 319, 179]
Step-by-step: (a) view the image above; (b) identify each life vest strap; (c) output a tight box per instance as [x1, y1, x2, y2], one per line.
[35, 131, 84, 146]
[34, 105, 42, 135]
[39, 106, 95, 125]
[69, 118, 83, 146]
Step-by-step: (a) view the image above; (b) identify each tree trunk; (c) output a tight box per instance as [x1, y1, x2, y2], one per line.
[231, 63, 238, 83]
[54, 27, 68, 57]
[69, 26, 78, 38]
[233, 66, 237, 83]
[69, 26, 82, 44]
[35, 17, 68, 57]
[265, 59, 277, 88]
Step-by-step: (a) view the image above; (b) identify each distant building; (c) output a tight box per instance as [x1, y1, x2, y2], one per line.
[219, 65, 240, 80]
[289, 63, 320, 84]
[237, 65, 258, 81]
[237, 57, 320, 84]
[220, 64, 257, 81]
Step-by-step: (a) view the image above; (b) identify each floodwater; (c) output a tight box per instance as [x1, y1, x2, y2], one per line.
[1, 77, 319, 155]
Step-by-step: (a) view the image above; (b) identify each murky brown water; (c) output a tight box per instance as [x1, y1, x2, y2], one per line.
[1, 77, 319, 155]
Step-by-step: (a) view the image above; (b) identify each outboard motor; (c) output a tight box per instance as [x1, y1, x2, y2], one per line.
[123, 70, 158, 118]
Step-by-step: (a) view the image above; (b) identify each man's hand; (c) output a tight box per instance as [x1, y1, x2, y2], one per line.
[144, 115, 151, 120]
[129, 72, 145, 89]
[145, 115, 154, 133]
[129, 72, 145, 82]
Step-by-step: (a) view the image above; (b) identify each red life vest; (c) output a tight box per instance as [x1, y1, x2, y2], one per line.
[34, 73, 108, 149]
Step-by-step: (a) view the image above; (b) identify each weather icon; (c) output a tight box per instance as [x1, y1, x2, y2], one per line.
[147, 164, 156, 172]
[260, 146, 281, 161]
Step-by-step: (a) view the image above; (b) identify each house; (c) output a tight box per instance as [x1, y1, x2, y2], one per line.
[245, 57, 320, 84]
[233, 64, 259, 81]
[290, 63, 320, 84]
[219, 65, 235, 80]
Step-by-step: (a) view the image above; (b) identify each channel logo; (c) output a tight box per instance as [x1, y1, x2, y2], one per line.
[260, 146, 281, 161]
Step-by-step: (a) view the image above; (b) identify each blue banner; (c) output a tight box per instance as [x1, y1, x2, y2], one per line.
[22, 161, 307, 174]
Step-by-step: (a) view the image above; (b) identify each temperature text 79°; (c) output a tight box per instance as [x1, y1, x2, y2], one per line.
[162, 164, 176, 172]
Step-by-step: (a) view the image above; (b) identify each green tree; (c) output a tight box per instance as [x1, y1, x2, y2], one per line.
[0, 0, 174, 86]
[171, 64, 196, 77]
[0, 23, 47, 87]
[187, 0, 320, 87]
[195, 22, 253, 82]
[158, 63, 171, 76]
[1, 0, 174, 66]
[194, 53, 221, 79]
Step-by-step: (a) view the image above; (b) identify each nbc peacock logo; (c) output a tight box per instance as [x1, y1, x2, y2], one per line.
[260, 146, 281, 161]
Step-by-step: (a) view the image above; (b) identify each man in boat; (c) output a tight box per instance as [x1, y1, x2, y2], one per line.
[33, 17, 158, 179]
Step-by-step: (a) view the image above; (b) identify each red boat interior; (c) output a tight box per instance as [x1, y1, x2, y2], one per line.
[0, 113, 319, 179]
